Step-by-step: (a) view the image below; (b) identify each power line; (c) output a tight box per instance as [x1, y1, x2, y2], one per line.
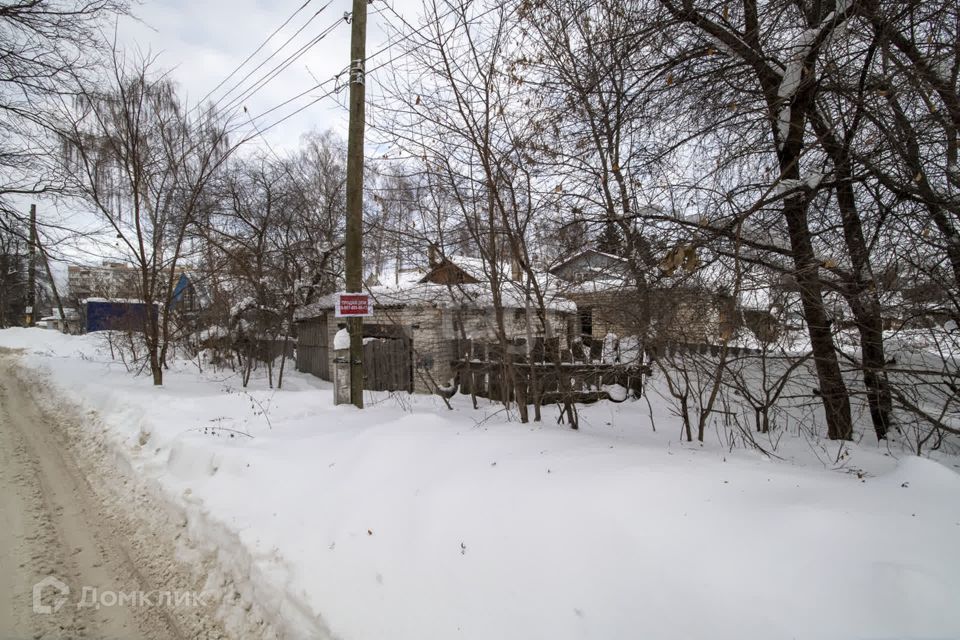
[235, 76, 345, 141]
[216, 14, 345, 120]
[232, 1, 503, 150]
[197, 0, 318, 109]
[213, 8, 341, 117]
[240, 64, 349, 130]
[200, 0, 339, 121]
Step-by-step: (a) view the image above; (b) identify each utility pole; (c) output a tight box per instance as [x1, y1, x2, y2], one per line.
[35, 231, 70, 334]
[345, 0, 368, 408]
[26, 204, 36, 326]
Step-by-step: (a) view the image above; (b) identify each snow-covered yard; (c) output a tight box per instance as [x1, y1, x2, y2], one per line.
[1, 327, 958, 640]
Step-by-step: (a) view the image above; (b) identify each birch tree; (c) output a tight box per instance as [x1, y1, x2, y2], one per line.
[58, 52, 230, 384]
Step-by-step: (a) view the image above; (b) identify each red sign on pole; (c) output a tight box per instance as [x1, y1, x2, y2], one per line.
[335, 292, 373, 317]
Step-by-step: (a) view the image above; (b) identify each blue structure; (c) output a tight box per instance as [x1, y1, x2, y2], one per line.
[170, 273, 190, 307]
[83, 299, 159, 333]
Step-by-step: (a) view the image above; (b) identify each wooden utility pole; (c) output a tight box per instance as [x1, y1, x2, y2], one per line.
[344, 0, 368, 408]
[34, 227, 69, 334]
[26, 204, 36, 326]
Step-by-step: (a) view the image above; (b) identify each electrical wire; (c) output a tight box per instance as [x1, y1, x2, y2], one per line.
[197, 0, 318, 109]
[231, 1, 504, 151]
[215, 11, 344, 119]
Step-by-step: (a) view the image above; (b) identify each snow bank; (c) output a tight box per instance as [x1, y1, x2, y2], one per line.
[2, 327, 960, 640]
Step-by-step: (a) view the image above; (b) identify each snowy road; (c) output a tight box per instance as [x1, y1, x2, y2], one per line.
[0, 350, 228, 640]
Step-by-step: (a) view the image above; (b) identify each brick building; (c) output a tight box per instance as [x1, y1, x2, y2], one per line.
[67, 262, 139, 304]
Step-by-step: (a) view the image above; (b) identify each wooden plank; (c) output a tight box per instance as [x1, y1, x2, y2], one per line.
[404, 337, 413, 392]
[532, 336, 545, 363]
[571, 340, 586, 362]
[381, 340, 389, 391]
[400, 339, 407, 390]
[362, 340, 373, 390]
[378, 340, 386, 391]
[545, 337, 559, 362]
[388, 339, 398, 391]
[380, 340, 388, 391]
[473, 342, 487, 398]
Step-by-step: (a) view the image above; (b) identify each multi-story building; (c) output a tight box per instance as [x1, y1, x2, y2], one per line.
[67, 262, 140, 304]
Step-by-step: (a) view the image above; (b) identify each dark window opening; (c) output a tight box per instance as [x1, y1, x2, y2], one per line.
[579, 307, 593, 337]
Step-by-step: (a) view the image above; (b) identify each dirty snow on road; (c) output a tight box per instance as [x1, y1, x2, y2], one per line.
[0, 348, 276, 639]
[1, 327, 959, 640]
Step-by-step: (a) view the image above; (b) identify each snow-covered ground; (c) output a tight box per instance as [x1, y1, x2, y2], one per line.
[2, 327, 959, 640]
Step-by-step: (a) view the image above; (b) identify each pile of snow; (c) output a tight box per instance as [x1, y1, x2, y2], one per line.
[1, 327, 959, 640]
[333, 327, 350, 350]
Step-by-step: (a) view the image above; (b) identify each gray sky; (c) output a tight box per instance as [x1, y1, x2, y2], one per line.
[118, 0, 421, 151]
[34, 0, 424, 275]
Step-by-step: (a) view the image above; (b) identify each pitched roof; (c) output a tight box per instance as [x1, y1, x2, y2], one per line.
[551, 249, 629, 275]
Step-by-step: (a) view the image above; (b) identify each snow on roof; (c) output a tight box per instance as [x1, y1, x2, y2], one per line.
[369, 268, 427, 289]
[42, 308, 80, 320]
[738, 286, 774, 311]
[424, 254, 568, 285]
[436, 255, 494, 282]
[296, 282, 575, 320]
[296, 256, 576, 320]
[557, 277, 631, 296]
[82, 297, 151, 304]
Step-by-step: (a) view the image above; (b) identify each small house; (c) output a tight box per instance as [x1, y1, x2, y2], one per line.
[295, 256, 576, 394]
[550, 249, 738, 347]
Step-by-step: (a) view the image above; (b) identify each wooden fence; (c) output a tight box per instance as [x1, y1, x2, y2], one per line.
[645, 341, 762, 359]
[449, 338, 648, 405]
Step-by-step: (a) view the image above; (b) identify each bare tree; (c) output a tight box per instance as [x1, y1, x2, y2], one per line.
[375, 0, 591, 424]
[57, 51, 230, 384]
[0, 0, 128, 235]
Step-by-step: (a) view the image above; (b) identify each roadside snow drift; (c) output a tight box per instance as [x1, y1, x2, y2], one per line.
[2, 328, 959, 640]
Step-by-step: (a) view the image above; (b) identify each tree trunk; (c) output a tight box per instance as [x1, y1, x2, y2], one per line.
[848, 299, 893, 439]
[150, 348, 163, 385]
[782, 194, 853, 440]
[811, 112, 893, 440]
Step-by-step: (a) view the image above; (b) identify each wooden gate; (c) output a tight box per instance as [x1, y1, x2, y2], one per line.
[362, 337, 412, 392]
[296, 317, 329, 380]
[296, 318, 413, 391]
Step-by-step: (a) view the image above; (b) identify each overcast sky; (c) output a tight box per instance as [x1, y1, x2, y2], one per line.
[118, 0, 422, 151]
[34, 0, 424, 273]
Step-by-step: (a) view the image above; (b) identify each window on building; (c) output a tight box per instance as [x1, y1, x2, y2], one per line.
[579, 307, 593, 337]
